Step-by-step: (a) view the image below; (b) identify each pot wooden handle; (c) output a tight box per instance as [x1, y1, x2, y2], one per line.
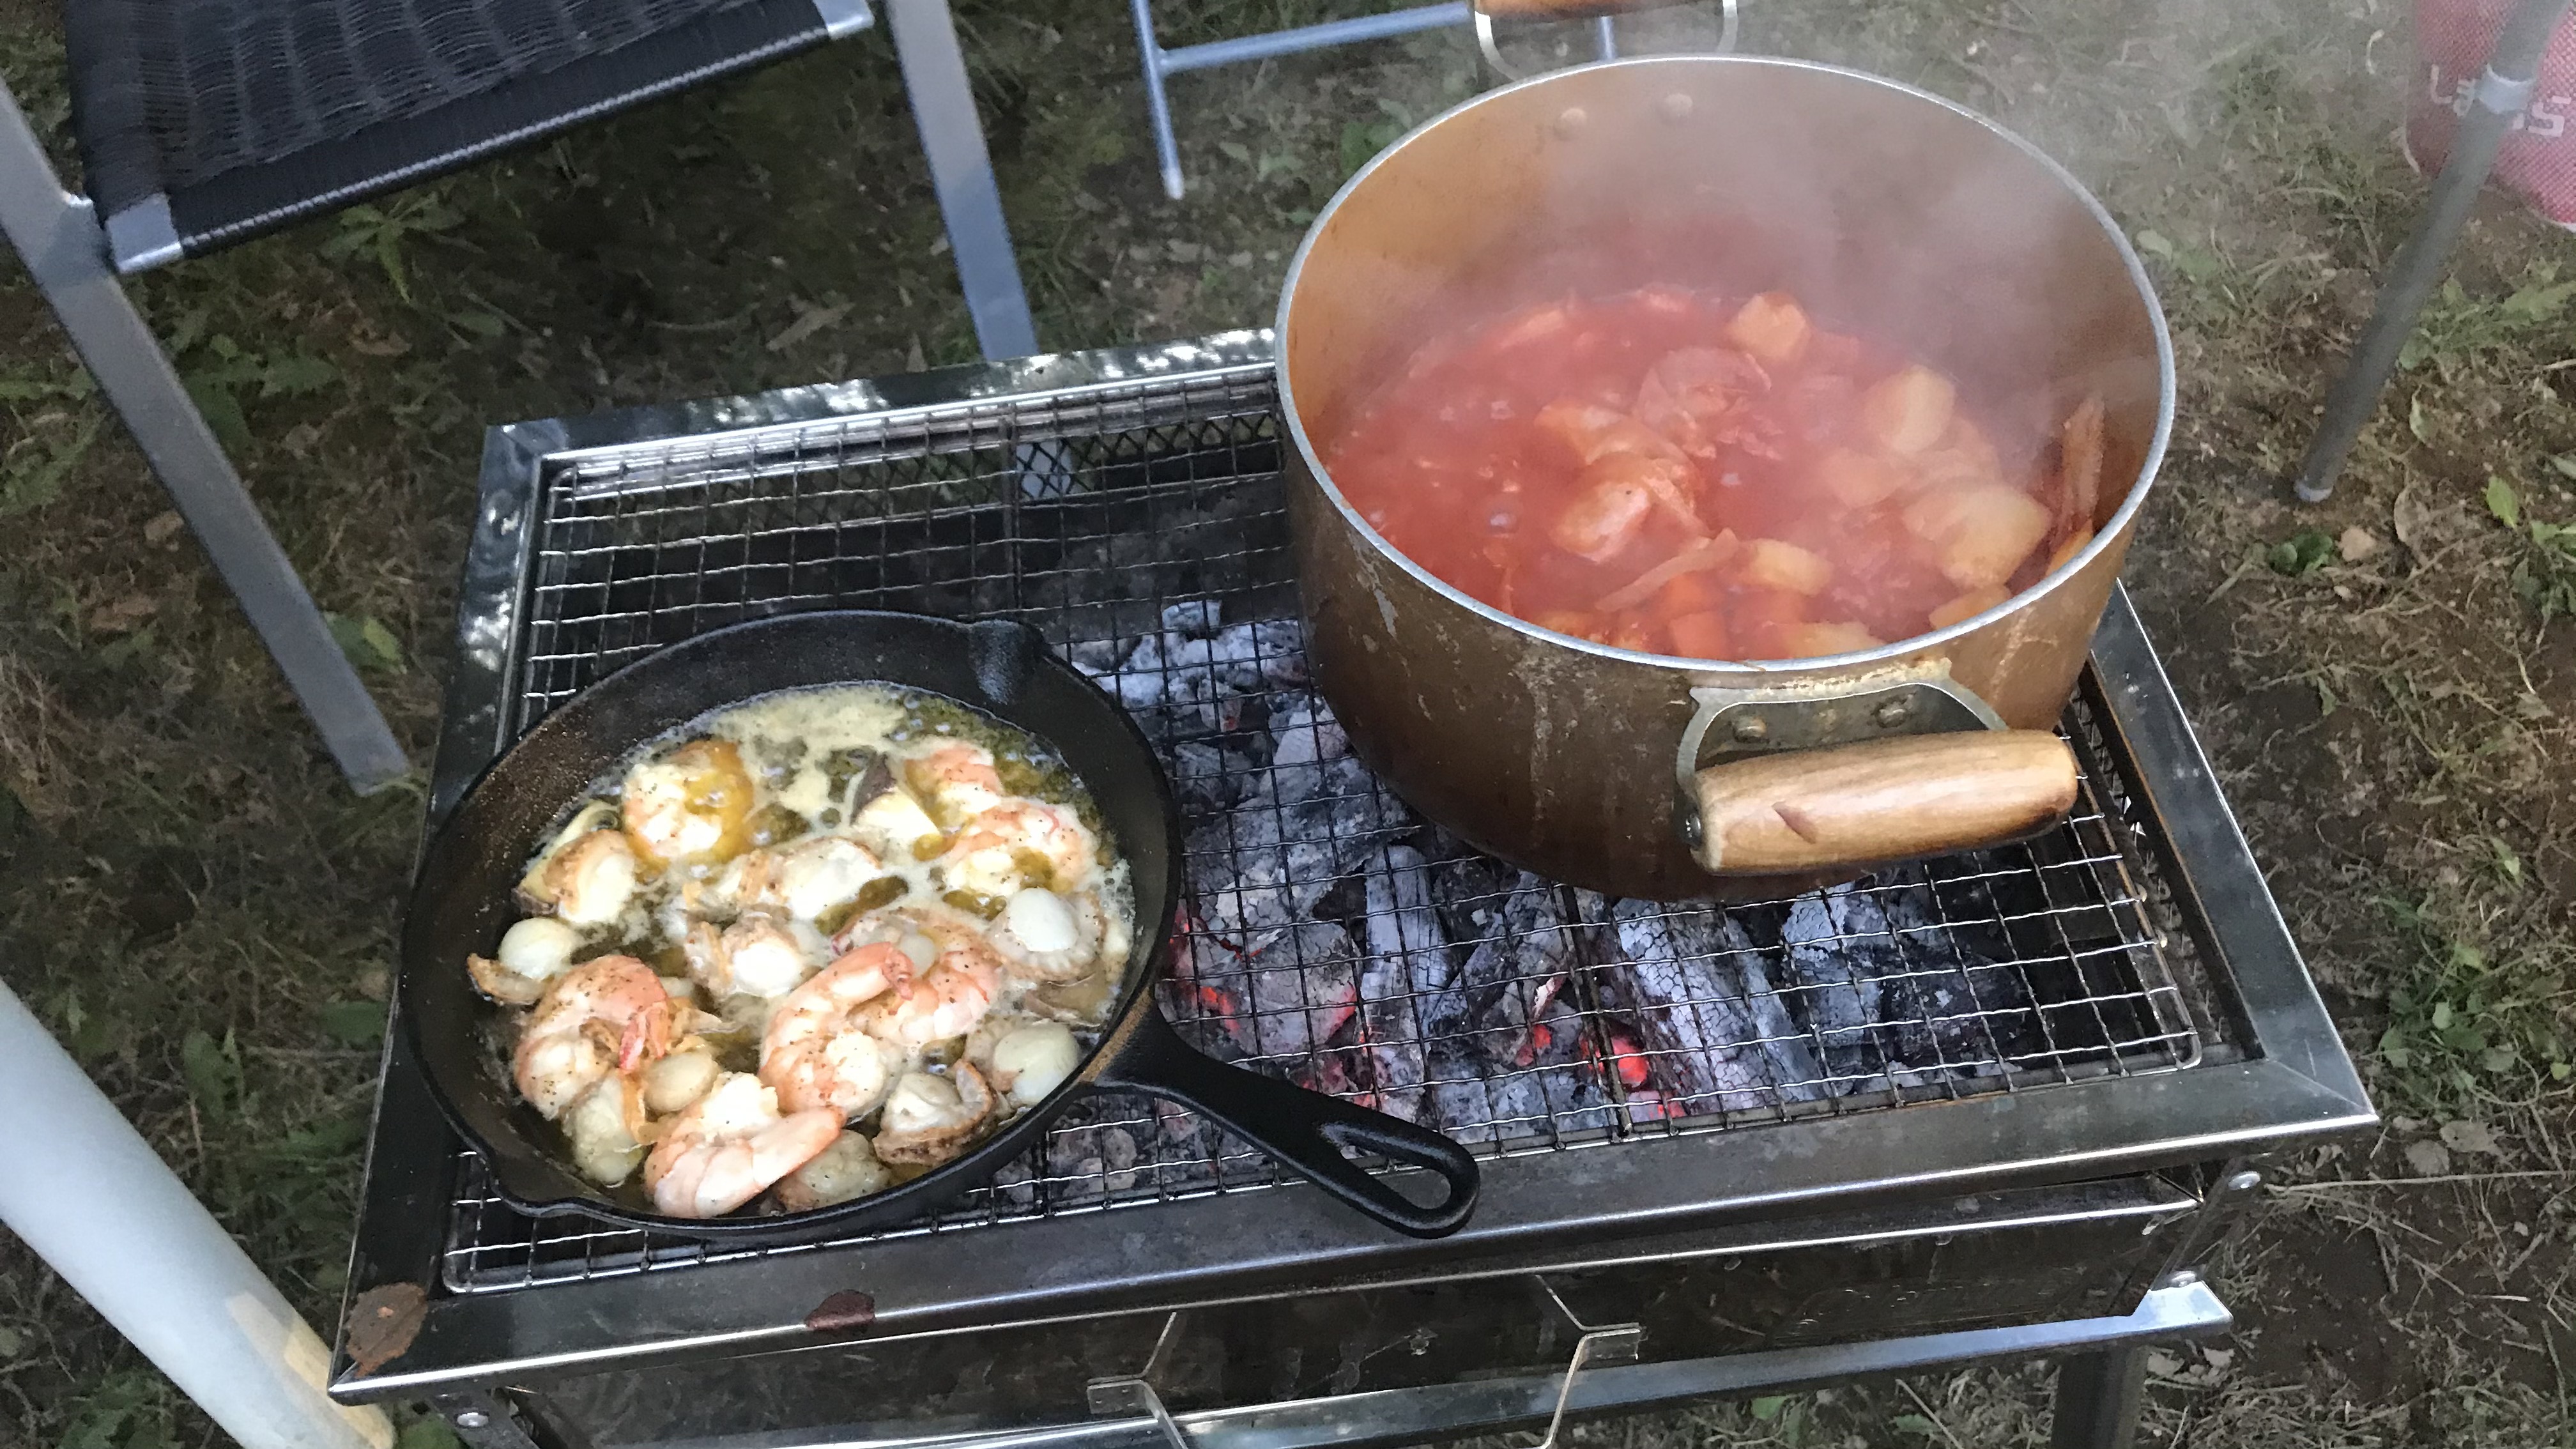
[1689, 731, 2079, 875]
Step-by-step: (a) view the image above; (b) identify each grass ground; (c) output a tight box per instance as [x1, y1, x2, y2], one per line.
[0, 0, 2570, 1444]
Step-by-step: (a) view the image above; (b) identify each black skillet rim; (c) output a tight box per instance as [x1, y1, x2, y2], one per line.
[397, 608, 1186, 1240]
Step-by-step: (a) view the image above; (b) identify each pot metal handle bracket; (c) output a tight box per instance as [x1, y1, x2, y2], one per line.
[1524, 1277, 1644, 1449]
[1671, 667, 2008, 853]
[1473, 0, 1741, 83]
[1089, 1311, 1190, 1449]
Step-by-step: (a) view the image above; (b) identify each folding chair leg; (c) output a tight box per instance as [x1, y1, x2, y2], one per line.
[1126, 0, 1188, 201]
[0, 88, 408, 793]
[885, 0, 1041, 360]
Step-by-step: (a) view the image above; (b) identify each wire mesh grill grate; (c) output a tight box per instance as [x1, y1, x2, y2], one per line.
[441, 363, 2201, 1294]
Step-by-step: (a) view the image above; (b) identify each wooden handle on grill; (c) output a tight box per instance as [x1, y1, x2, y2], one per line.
[1689, 731, 2080, 875]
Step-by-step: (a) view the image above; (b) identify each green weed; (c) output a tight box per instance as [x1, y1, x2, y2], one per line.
[323, 190, 467, 303]
[164, 308, 341, 451]
[2373, 898, 2573, 1114]
[325, 611, 405, 674]
[1337, 98, 1414, 176]
[2481, 475, 2576, 625]
[59, 1370, 180, 1449]
[2264, 526, 2336, 576]
[2400, 264, 2576, 377]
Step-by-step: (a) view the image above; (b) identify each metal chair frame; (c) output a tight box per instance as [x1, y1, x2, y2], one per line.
[0, 0, 1036, 792]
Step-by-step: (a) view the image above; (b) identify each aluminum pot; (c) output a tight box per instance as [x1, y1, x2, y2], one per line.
[1276, 56, 2174, 901]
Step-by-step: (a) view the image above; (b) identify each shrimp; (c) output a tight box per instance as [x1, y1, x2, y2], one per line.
[642, 1071, 841, 1218]
[832, 911, 1004, 1049]
[870, 1063, 997, 1167]
[870, 930, 1003, 1050]
[986, 887, 1106, 983]
[939, 800, 1095, 897]
[727, 835, 887, 922]
[684, 914, 822, 1000]
[622, 739, 756, 868]
[760, 942, 912, 1117]
[511, 956, 676, 1120]
[1549, 454, 1706, 563]
[905, 740, 1008, 830]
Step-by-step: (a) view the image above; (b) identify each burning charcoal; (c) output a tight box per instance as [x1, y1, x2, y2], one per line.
[1816, 866, 2036, 1085]
[1452, 874, 1580, 1070]
[1779, 884, 1894, 1089]
[1168, 740, 1250, 817]
[1168, 929, 1255, 1057]
[1184, 693, 1401, 940]
[1045, 1123, 1142, 1200]
[1440, 988, 1622, 1148]
[1356, 845, 1477, 1126]
[1065, 634, 1138, 677]
[1099, 611, 1309, 720]
[1602, 900, 1824, 1114]
[1246, 921, 1365, 1068]
[1176, 919, 1363, 1077]
[985, 1158, 1039, 1211]
[1162, 600, 1223, 637]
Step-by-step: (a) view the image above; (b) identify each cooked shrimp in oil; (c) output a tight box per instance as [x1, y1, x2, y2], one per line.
[643, 1071, 842, 1218]
[907, 740, 1009, 829]
[845, 915, 1003, 1051]
[940, 800, 1095, 898]
[760, 941, 913, 1118]
[473, 683, 1132, 1217]
[512, 956, 677, 1120]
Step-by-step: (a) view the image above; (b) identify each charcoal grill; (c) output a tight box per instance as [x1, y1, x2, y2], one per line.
[333, 332, 2373, 1449]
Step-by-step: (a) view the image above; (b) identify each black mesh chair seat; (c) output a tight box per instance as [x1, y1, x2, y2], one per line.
[3, 0, 1027, 790]
[65, 0, 866, 269]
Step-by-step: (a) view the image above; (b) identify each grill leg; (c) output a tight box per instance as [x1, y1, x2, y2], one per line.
[886, 0, 1040, 360]
[2049, 1346, 2147, 1449]
[0, 87, 408, 793]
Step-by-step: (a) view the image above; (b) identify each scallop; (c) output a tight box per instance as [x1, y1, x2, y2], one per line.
[642, 1047, 722, 1116]
[1002, 888, 1080, 954]
[991, 1022, 1081, 1105]
[496, 917, 580, 982]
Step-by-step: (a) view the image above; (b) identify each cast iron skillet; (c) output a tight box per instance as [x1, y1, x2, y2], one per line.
[402, 610, 1480, 1239]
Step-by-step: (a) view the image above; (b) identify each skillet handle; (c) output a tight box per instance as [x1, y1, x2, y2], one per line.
[1095, 1011, 1480, 1238]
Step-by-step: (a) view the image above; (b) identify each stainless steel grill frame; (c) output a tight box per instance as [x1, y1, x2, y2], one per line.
[335, 334, 2370, 1434]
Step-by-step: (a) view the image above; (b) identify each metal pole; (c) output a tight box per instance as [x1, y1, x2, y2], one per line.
[0, 86, 409, 792]
[1160, 4, 1473, 73]
[0, 981, 394, 1449]
[885, 0, 1040, 359]
[1137, 3, 1471, 201]
[1129, 0, 1188, 201]
[2292, 0, 2575, 503]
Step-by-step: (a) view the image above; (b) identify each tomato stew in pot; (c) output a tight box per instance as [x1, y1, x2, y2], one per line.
[1325, 287, 2104, 661]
